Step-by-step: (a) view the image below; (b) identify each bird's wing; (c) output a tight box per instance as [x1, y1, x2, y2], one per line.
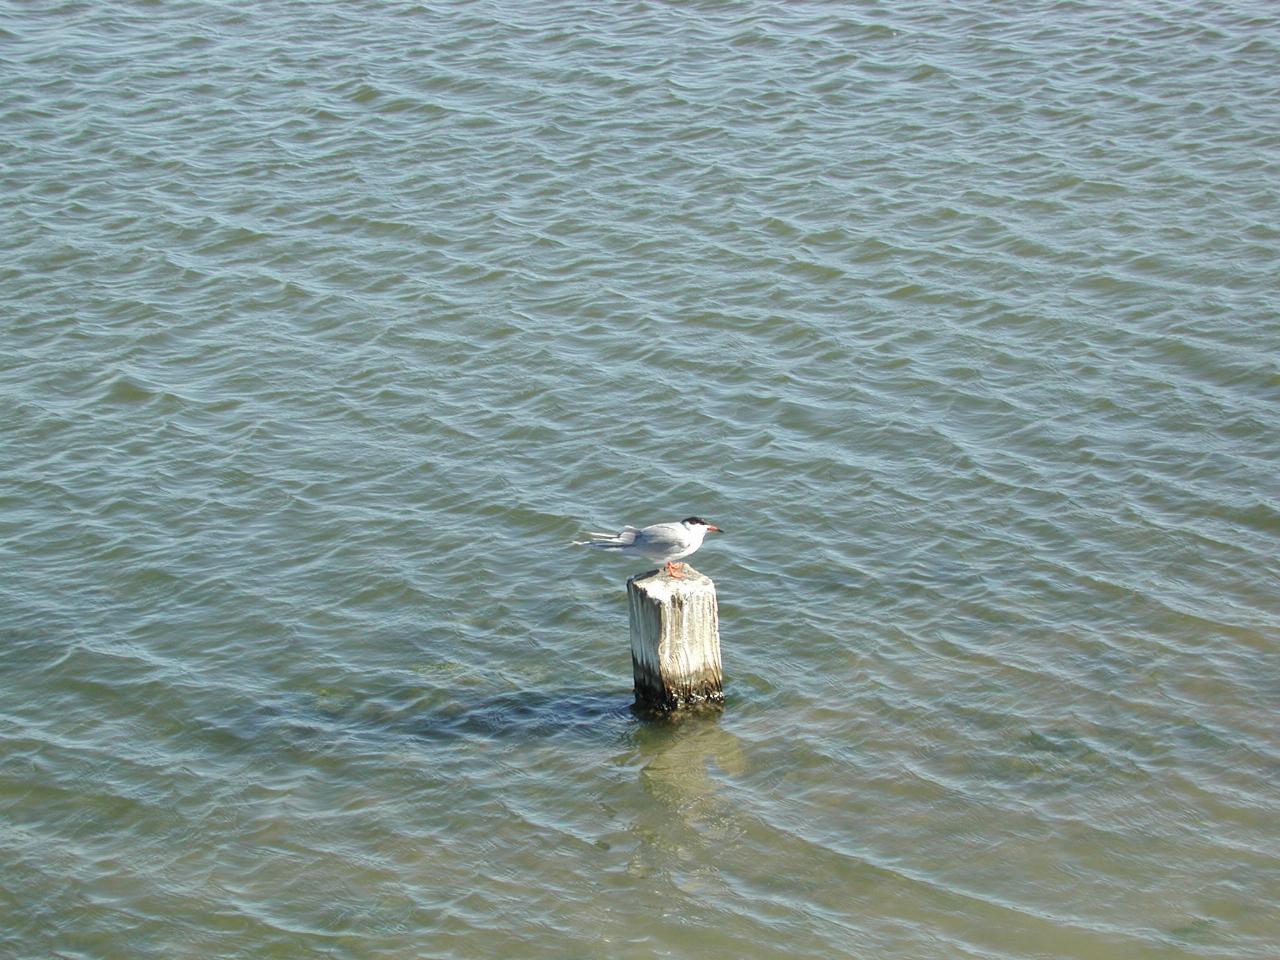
[634, 522, 687, 551]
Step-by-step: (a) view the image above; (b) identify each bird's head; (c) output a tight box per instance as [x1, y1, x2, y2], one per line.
[682, 516, 722, 533]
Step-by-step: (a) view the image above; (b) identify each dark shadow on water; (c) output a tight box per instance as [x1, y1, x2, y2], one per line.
[407, 689, 727, 742]
[409, 688, 638, 742]
[226, 685, 731, 750]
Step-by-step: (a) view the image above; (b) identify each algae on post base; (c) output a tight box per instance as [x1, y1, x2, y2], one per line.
[626, 566, 723, 711]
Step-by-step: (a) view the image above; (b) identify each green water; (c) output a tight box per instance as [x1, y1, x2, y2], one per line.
[2, 1, 1277, 958]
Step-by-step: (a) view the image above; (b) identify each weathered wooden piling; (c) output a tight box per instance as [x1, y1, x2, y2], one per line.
[626, 566, 723, 711]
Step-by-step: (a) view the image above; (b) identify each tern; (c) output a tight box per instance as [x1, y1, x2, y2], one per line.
[573, 516, 723, 579]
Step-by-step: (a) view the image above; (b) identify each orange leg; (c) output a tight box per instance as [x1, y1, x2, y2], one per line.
[664, 561, 687, 579]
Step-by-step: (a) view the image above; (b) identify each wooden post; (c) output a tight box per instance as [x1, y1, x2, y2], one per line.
[627, 565, 723, 712]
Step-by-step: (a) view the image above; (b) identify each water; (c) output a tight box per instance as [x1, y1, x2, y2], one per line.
[2, 1, 1278, 957]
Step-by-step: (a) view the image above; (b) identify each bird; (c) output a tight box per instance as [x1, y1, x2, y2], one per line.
[573, 516, 723, 579]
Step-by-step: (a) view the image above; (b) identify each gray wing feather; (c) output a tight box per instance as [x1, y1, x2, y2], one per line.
[634, 522, 686, 551]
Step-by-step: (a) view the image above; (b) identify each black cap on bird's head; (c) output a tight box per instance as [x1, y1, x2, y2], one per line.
[682, 516, 723, 533]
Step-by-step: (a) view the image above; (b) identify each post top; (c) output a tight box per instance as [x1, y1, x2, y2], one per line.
[626, 565, 716, 598]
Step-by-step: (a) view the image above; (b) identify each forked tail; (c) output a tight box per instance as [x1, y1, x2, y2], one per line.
[571, 526, 641, 549]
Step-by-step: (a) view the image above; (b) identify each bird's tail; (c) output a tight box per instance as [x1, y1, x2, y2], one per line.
[571, 526, 640, 549]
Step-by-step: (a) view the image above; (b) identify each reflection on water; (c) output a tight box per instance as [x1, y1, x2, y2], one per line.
[627, 710, 748, 889]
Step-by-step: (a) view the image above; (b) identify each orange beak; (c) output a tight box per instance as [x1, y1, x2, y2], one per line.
[707, 524, 722, 533]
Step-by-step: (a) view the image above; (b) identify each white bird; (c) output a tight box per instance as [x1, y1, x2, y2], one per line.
[573, 516, 723, 579]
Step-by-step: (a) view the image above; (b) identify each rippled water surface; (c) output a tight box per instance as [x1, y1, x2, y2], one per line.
[3, 1, 1278, 957]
